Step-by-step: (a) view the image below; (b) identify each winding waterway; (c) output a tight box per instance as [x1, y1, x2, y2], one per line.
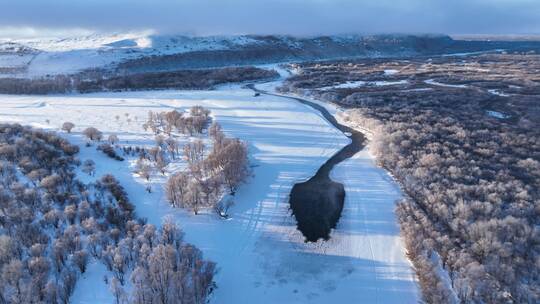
[248, 84, 366, 241]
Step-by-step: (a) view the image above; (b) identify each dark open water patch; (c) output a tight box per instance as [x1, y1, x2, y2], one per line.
[248, 84, 366, 242]
[289, 177, 344, 242]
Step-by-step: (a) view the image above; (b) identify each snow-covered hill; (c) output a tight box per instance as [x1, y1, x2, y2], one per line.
[1, 32, 517, 78]
[0, 32, 268, 77]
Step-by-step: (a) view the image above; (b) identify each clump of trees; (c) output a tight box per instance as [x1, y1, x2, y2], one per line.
[143, 106, 211, 136]
[166, 121, 250, 216]
[83, 127, 103, 142]
[0, 123, 215, 303]
[61, 122, 75, 133]
[97, 143, 124, 161]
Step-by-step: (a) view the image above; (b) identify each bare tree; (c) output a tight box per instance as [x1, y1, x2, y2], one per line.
[185, 179, 203, 214]
[108, 134, 119, 145]
[215, 197, 235, 218]
[82, 159, 96, 176]
[110, 277, 126, 304]
[165, 137, 179, 159]
[155, 135, 165, 148]
[135, 159, 152, 181]
[61, 122, 75, 133]
[155, 152, 169, 175]
[183, 140, 205, 165]
[83, 127, 103, 142]
[72, 250, 89, 273]
[165, 172, 189, 208]
[190, 105, 211, 118]
[209, 138, 250, 194]
[209, 122, 225, 146]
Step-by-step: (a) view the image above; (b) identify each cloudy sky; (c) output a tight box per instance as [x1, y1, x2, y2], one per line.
[0, 0, 539, 38]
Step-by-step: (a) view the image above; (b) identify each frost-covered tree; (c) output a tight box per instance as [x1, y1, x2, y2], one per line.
[165, 137, 179, 159]
[83, 127, 103, 142]
[208, 138, 250, 194]
[183, 140, 205, 165]
[82, 159, 96, 176]
[108, 134, 119, 145]
[61, 122, 75, 133]
[72, 250, 89, 273]
[165, 172, 189, 208]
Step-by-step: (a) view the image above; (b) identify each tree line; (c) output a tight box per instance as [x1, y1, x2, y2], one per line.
[0, 66, 278, 95]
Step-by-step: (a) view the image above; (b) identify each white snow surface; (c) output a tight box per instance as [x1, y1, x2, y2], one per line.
[488, 89, 510, 97]
[0, 32, 264, 77]
[384, 69, 399, 75]
[486, 110, 508, 119]
[424, 79, 468, 88]
[319, 80, 408, 90]
[0, 84, 418, 303]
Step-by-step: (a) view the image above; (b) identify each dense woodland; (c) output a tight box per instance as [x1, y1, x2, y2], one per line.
[0, 66, 278, 95]
[0, 124, 215, 303]
[281, 56, 540, 303]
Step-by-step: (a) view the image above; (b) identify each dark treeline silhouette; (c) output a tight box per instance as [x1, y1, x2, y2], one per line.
[0, 66, 278, 95]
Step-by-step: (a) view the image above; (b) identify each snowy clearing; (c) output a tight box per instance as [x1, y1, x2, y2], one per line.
[0, 85, 418, 303]
[319, 79, 408, 90]
[424, 79, 468, 88]
[488, 89, 510, 97]
[384, 69, 399, 75]
[487, 110, 508, 119]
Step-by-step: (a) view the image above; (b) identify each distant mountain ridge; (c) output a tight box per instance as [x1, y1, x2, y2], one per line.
[1, 33, 539, 77]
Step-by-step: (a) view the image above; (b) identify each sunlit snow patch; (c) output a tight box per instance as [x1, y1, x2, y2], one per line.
[319, 80, 408, 90]
[424, 79, 468, 88]
[384, 69, 398, 75]
[486, 110, 508, 119]
[488, 89, 510, 97]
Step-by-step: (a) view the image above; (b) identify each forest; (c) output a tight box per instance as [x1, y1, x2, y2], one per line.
[280, 54, 540, 303]
[0, 124, 216, 303]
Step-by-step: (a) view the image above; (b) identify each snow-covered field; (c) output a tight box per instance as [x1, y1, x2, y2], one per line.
[0, 32, 264, 77]
[0, 83, 418, 302]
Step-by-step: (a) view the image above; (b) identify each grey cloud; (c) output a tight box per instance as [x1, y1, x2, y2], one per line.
[0, 0, 539, 36]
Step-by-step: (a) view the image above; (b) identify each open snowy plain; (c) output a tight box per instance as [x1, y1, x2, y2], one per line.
[0, 80, 418, 302]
